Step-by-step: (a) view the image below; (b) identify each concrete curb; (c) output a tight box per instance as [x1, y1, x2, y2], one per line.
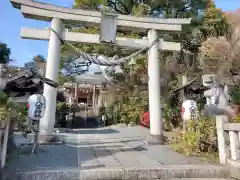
[16, 165, 229, 180]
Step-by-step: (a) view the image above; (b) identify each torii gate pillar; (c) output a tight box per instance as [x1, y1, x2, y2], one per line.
[147, 29, 164, 144]
[40, 18, 63, 140]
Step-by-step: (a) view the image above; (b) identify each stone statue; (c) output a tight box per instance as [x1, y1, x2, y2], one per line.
[202, 74, 236, 117]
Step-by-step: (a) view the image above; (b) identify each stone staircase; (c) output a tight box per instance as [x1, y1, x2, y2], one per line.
[15, 166, 231, 180]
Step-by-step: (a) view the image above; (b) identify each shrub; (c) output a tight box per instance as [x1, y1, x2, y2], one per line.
[232, 114, 240, 122]
[229, 85, 240, 105]
[112, 103, 121, 124]
[104, 104, 115, 125]
[170, 117, 217, 156]
[56, 102, 69, 127]
[56, 102, 69, 111]
[98, 106, 105, 116]
[105, 104, 114, 119]
[162, 102, 177, 131]
[15, 104, 28, 130]
[140, 111, 149, 128]
[0, 92, 8, 106]
[0, 93, 16, 120]
[103, 102, 123, 125]
[120, 96, 144, 125]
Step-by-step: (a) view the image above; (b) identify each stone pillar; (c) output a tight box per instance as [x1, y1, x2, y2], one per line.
[92, 84, 96, 107]
[180, 74, 188, 101]
[229, 130, 240, 161]
[147, 29, 164, 144]
[40, 18, 63, 140]
[98, 90, 103, 108]
[216, 115, 229, 164]
[74, 83, 78, 102]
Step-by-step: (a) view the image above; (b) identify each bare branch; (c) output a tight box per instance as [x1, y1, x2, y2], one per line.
[198, 10, 240, 84]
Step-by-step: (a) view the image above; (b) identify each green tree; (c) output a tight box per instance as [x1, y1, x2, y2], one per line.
[33, 54, 46, 63]
[70, 0, 226, 72]
[199, 0, 227, 39]
[24, 54, 46, 70]
[161, 0, 227, 97]
[58, 73, 75, 85]
[74, 0, 150, 15]
[0, 42, 11, 64]
[64, 0, 226, 100]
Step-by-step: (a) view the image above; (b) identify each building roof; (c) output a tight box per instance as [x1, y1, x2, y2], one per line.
[74, 73, 111, 85]
[172, 77, 206, 93]
[3, 69, 65, 102]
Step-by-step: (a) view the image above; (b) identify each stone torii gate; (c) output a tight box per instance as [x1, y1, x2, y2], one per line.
[10, 0, 191, 143]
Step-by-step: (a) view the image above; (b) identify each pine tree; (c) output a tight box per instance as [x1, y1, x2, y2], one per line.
[201, 0, 227, 37]
[0, 42, 11, 64]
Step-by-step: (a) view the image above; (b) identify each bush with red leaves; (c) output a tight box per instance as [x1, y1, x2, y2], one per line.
[140, 111, 150, 128]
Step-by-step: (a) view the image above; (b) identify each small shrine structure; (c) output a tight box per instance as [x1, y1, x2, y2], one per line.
[63, 73, 124, 109]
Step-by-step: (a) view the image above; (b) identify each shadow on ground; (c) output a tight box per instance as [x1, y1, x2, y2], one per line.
[71, 116, 100, 128]
[8, 127, 212, 172]
[7, 138, 147, 172]
[69, 128, 119, 134]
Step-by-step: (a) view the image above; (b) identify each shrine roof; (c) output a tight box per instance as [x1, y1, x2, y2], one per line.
[74, 73, 111, 85]
[172, 77, 207, 93]
[3, 69, 65, 102]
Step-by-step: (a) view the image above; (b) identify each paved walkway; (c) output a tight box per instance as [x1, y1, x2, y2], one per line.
[7, 126, 228, 180]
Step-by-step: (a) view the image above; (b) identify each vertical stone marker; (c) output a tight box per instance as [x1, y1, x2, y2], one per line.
[10, 0, 191, 143]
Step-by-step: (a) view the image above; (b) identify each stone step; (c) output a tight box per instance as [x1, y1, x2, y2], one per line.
[16, 165, 230, 180]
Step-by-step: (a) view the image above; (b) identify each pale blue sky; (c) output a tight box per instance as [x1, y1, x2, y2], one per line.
[0, 0, 240, 67]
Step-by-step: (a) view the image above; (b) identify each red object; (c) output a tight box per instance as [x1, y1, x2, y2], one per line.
[181, 107, 185, 115]
[140, 111, 150, 128]
[27, 103, 30, 109]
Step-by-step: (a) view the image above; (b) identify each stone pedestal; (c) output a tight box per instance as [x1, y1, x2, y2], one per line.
[146, 134, 165, 145]
[38, 134, 62, 144]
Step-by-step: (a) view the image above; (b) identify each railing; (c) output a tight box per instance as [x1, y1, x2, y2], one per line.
[12, 96, 28, 103]
[0, 109, 11, 168]
[216, 115, 240, 167]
